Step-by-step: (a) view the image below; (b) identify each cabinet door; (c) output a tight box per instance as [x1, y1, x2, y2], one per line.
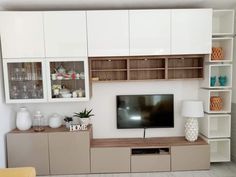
[171, 145, 210, 171]
[91, 147, 130, 173]
[7, 133, 49, 175]
[46, 58, 90, 102]
[129, 10, 171, 55]
[48, 132, 90, 175]
[3, 59, 47, 103]
[87, 10, 129, 56]
[171, 9, 212, 54]
[44, 11, 87, 57]
[0, 12, 45, 58]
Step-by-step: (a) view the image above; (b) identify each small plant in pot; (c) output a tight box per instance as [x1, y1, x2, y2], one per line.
[64, 116, 73, 129]
[74, 109, 94, 125]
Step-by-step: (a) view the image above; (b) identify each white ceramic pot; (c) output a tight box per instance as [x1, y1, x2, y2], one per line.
[49, 114, 62, 128]
[80, 118, 90, 125]
[16, 107, 32, 131]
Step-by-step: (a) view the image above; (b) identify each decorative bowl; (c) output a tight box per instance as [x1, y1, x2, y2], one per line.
[61, 93, 72, 98]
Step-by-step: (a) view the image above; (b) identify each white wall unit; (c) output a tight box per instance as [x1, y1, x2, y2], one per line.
[44, 11, 87, 57]
[46, 58, 90, 102]
[2, 59, 47, 103]
[212, 10, 235, 35]
[171, 9, 212, 55]
[200, 64, 232, 88]
[199, 89, 232, 114]
[129, 10, 171, 55]
[0, 12, 45, 58]
[87, 10, 129, 56]
[207, 37, 234, 62]
[199, 114, 231, 138]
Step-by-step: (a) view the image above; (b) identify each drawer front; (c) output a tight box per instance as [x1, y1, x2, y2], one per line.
[171, 145, 210, 171]
[131, 154, 170, 172]
[49, 132, 90, 175]
[91, 147, 130, 173]
[7, 133, 49, 175]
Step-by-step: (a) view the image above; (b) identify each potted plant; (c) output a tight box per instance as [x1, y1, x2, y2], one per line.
[64, 116, 73, 128]
[74, 109, 94, 125]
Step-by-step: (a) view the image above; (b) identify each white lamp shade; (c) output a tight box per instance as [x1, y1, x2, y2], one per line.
[181, 100, 204, 118]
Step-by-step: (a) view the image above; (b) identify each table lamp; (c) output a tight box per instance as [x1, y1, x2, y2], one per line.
[181, 100, 204, 142]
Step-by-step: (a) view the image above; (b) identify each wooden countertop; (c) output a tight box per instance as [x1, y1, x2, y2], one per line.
[9, 125, 92, 133]
[91, 137, 208, 147]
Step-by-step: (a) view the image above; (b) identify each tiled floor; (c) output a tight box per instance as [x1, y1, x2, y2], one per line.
[38, 162, 236, 177]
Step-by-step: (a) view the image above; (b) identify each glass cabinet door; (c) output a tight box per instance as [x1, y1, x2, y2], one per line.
[3, 59, 47, 103]
[47, 58, 89, 102]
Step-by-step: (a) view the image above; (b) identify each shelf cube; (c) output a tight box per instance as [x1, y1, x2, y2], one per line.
[199, 114, 231, 138]
[199, 89, 232, 113]
[201, 64, 232, 88]
[208, 138, 230, 162]
[213, 10, 234, 35]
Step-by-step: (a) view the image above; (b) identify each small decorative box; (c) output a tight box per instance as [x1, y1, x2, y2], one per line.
[211, 47, 224, 60]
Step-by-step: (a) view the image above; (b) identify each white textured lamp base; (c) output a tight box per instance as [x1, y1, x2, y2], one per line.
[185, 118, 199, 142]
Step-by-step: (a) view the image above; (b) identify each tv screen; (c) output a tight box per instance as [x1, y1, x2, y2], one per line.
[117, 94, 174, 129]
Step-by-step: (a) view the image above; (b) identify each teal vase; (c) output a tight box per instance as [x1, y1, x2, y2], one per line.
[210, 76, 216, 87]
[219, 76, 227, 86]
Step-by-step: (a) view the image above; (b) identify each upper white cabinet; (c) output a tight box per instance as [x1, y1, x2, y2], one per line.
[171, 9, 212, 55]
[129, 10, 171, 55]
[0, 12, 45, 59]
[87, 10, 129, 56]
[44, 11, 87, 57]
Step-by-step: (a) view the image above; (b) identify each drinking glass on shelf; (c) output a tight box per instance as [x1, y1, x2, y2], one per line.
[14, 68, 20, 81]
[21, 84, 29, 99]
[10, 85, 19, 99]
[21, 68, 26, 81]
[31, 84, 38, 98]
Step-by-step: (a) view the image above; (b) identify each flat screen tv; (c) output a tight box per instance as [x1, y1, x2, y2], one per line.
[117, 94, 174, 129]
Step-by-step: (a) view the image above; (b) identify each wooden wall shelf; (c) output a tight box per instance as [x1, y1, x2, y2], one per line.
[89, 55, 204, 81]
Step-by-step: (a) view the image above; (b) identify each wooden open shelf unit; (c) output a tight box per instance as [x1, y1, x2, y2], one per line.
[89, 55, 204, 81]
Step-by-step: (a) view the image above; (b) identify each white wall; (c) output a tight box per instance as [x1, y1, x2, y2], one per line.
[0, 59, 14, 168]
[20, 80, 200, 138]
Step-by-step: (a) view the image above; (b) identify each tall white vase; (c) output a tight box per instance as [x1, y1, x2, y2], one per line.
[16, 107, 32, 131]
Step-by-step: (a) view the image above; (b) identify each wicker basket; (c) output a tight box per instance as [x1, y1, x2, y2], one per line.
[211, 47, 224, 60]
[210, 96, 223, 111]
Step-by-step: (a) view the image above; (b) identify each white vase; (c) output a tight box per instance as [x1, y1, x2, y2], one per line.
[16, 107, 32, 131]
[49, 113, 62, 128]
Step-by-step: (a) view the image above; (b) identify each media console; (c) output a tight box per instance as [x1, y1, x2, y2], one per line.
[91, 137, 210, 173]
[7, 126, 210, 175]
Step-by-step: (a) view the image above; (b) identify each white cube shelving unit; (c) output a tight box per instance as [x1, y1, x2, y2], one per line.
[199, 89, 232, 114]
[199, 114, 231, 138]
[200, 63, 232, 88]
[212, 10, 234, 35]
[199, 9, 234, 163]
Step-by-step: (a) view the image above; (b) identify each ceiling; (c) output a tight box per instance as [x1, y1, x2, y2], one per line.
[0, 0, 236, 10]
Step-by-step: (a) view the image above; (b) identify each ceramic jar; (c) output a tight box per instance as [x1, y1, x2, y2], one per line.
[33, 111, 45, 132]
[16, 107, 32, 131]
[49, 113, 62, 128]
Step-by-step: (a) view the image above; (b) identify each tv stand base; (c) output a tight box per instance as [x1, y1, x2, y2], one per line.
[91, 137, 210, 173]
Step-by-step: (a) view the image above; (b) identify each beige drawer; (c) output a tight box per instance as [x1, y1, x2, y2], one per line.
[131, 154, 170, 172]
[91, 147, 130, 173]
[171, 145, 210, 171]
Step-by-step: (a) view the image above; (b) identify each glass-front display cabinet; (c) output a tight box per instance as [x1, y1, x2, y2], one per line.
[3, 59, 47, 103]
[46, 58, 90, 102]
